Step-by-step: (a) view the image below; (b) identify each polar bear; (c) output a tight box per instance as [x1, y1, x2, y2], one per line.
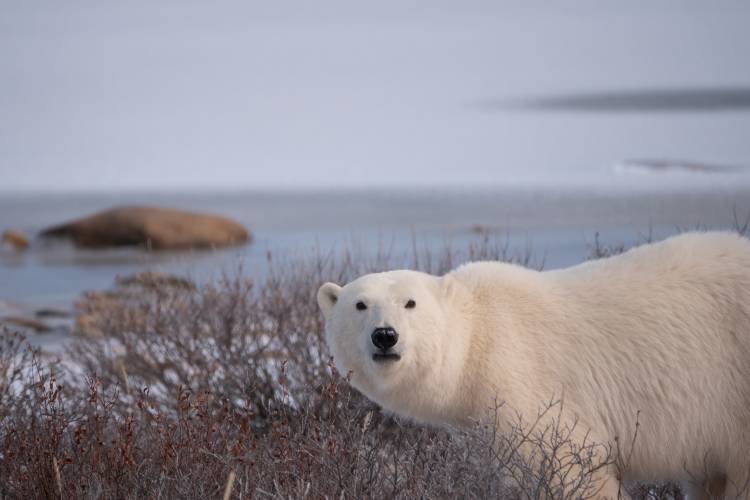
[317, 232, 750, 499]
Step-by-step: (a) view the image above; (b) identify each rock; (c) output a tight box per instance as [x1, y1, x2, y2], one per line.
[115, 271, 196, 291]
[2, 229, 29, 251]
[470, 224, 492, 234]
[1, 315, 52, 333]
[35, 308, 72, 319]
[40, 206, 250, 250]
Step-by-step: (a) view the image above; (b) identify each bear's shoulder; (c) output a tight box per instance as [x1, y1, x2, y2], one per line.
[450, 260, 539, 280]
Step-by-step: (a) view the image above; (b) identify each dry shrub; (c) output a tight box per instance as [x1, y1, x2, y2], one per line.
[0, 350, 614, 499]
[0, 339, 614, 499]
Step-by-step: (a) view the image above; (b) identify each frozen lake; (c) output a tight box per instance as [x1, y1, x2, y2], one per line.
[2, 0, 750, 190]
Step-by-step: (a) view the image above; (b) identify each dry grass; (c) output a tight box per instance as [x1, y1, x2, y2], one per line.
[0, 338, 614, 499]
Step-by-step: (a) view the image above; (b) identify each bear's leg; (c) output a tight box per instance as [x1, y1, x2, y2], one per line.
[724, 467, 750, 500]
[681, 474, 728, 500]
[595, 473, 629, 500]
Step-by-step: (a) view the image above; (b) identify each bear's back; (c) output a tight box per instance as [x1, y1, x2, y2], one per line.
[546, 232, 750, 478]
[550, 231, 750, 296]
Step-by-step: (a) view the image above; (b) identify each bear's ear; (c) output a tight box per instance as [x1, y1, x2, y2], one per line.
[317, 282, 342, 319]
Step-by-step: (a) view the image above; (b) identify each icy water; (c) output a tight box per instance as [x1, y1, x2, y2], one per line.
[2, 186, 749, 309]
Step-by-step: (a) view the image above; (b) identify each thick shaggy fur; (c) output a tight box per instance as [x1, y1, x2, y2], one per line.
[317, 232, 750, 499]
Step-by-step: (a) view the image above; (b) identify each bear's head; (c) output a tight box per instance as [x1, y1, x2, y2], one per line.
[317, 270, 470, 423]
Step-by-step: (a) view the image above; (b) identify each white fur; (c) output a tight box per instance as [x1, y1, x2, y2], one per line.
[317, 232, 750, 498]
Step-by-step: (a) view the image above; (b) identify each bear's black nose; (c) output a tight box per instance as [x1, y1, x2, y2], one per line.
[371, 327, 398, 350]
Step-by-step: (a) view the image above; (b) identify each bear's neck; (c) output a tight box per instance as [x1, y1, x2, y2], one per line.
[437, 263, 562, 430]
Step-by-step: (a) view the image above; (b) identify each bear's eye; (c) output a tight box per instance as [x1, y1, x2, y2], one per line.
[356, 301, 367, 311]
[405, 299, 416, 309]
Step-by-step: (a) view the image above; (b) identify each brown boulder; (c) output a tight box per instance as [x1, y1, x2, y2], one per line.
[2, 229, 29, 251]
[35, 308, 72, 319]
[115, 271, 196, 291]
[1, 316, 52, 333]
[40, 206, 250, 250]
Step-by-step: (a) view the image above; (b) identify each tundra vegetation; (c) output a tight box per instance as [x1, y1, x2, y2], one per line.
[0, 225, 747, 499]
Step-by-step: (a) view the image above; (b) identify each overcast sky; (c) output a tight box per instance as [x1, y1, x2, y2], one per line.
[2, 0, 750, 191]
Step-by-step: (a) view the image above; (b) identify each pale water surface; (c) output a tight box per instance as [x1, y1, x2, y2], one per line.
[2, 187, 749, 309]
